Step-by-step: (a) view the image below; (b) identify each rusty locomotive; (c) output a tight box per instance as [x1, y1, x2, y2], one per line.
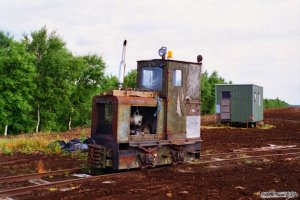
[88, 41, 202, 170]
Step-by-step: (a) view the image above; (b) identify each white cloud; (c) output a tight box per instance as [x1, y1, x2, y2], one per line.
[0, 0, 299, 104]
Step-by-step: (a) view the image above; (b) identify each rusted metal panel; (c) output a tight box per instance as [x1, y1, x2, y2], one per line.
[129, 134, 158, 141]
[137, 60, 168, 98]
[91, 95, 118, 140]
[116, 96, 157, 106]
[137, 59, 201, 140]
[156, 99, 164, 140]
[185, 63, 201, 139]
[119, 151, 140, 169]
[186, 64, 201, 99]
[117, 105, 130, 142]
[103, 90, 160, 98]
[165, 63, 186, 139]
[165, 61, 202, 140]
[186, 100, 201, 116]
[88, 144, 113, 168]
[92, 95, 162, 143]
[138, 59, 201, 65]
[115, 97, 165, 143]
[118, 142, 200, 169]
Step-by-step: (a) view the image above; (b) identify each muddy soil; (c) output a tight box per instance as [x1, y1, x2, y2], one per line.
[21, 159, 300, 200]
[202, 107, 300, 154]
[2, 107, 300, 199]
[0, 154, 84, 178]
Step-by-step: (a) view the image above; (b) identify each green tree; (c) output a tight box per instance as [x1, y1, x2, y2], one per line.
[200, 71, 211, 114]
[0, 28, 112, 134]
[0, 32, 36, 135]
[27, 27, 75, 132]
[201, 70, 228, 115]
[264, 98, 289, 108]
[123, 69, 137, 88]
[70, 55, 106, 128]
[101, 75, 118, 91]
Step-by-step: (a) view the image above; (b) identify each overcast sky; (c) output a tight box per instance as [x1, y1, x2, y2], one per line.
[1, 0, 299, 105]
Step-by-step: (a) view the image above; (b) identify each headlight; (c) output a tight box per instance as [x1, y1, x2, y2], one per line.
[158, 47, 167, 59]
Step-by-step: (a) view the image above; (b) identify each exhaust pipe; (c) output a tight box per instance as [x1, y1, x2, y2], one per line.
[118, 40, 127, 89]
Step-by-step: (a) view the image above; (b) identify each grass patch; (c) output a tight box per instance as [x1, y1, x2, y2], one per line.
[0, 133, 67, 155]
[70, 151, 89, 173]
[242, 159, 253, 164]
[202, 124, 229, 129]
[258, 124, 275, 129]
[203, 149, 214, 154]
[0, 130, 90, 155]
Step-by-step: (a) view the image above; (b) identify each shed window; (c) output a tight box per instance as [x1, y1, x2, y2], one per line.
[222, 91, 230, 99]
[173, 70, 182, 86]
[258, 93, 261, 106]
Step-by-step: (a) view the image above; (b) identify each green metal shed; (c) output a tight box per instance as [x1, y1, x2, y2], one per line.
[215, 84, 263, 125]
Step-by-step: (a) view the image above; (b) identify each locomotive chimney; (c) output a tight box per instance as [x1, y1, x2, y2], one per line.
[118, 40, 127, 89]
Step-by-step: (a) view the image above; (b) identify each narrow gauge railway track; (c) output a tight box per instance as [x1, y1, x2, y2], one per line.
[265, 117, 300, 122]
[201, 146, 300, 158]
[0, 168, 81, 184]
[0, 170, 139, 198]
[198, 151, 300, 164]
[1, 151, 300, 198]
[0, 155, 47, 166]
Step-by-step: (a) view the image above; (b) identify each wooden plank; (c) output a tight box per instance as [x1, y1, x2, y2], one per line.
[103, 90, 159, 98]
[221, 113, 230, 119]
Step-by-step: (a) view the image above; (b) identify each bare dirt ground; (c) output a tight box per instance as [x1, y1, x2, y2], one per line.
[1, 107, 300, 200]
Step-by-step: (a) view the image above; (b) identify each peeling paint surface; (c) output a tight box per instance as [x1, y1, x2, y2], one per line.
[117, 105, 130, 142]
[187, 64, 201, 99]
[186, 116, 201, 138]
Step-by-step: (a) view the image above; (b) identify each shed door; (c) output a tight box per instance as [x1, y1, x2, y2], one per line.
[221, 91, 231, 120]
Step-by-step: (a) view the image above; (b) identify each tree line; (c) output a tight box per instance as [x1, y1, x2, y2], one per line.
[264, 98, 289, 108]
[0, 27, 119, 135]
[0, 27, 147, 135]
[0, 27, 289, 135]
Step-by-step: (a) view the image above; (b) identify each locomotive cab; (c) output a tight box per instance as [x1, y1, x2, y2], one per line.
[89, 57, 202, 170]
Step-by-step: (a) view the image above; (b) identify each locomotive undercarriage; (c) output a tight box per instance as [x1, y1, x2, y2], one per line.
[88, 139, 200, 170]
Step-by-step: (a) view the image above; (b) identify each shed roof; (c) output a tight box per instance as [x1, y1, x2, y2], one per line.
[137, 59, 201, 65]
[216, 84, 262, 88]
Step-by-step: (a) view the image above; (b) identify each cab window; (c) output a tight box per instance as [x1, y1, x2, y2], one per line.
[173, 69, 182, 86]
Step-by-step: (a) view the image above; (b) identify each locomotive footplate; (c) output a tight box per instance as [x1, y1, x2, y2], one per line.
[128, 138, 202, 147]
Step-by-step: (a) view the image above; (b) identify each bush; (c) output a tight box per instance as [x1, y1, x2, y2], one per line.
[264, 98, 289, 108]
[0, 133, 64, 154]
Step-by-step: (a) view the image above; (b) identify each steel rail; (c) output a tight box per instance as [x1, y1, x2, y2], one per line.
[0, 156, 47, 166]
[198, 151, 300, 164]
[1, 151, 300, 198]
[201, 147, 300, 158]
[0, 168, 81, 184]
[265, 117, 300, 122]
[0, 170, 139, 197]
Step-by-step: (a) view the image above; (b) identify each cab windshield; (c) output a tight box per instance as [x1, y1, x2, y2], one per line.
[141, 66, 162, 91]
